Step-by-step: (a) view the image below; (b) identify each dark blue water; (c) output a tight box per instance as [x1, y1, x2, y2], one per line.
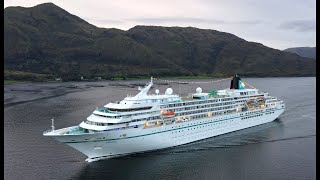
[4, 77, 316, 180]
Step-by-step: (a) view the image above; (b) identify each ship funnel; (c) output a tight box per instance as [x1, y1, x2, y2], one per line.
[230, 74, 245, 89]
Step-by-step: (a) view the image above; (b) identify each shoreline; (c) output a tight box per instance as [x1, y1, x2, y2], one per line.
[4, 75, 316, 85]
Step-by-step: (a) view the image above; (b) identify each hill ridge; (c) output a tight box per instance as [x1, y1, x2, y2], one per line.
[283, 47, 316, 59]
[4, 3, 316, 81]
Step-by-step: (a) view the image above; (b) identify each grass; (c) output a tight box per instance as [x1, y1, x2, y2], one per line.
[174, 75, 210, 79]
[113, 75, 212, 81]
[3, 75, 221, 84]
[4, 80, 24, 84]
[126, 76, 150, 80]
[111, 77, 126, 80]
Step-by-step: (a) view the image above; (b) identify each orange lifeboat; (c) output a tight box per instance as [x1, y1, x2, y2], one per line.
[162, 111, 175, 117]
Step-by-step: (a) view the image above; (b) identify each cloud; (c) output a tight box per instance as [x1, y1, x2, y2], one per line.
[3, 0, 316, 49]
[128, 17, 261, 25]
[278, 19, 316, 32]
[231, 20, 262, 25]
[84, 18, 124, 25]
[129, 17, 225, 24]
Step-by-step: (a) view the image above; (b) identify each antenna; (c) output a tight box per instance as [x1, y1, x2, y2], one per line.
[51, 118, 55, 131]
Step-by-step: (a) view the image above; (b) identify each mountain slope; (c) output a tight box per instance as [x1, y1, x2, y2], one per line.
[4, 3, 316, 81]
[127, 26, 316, 77]
[283, 47, 316, 59]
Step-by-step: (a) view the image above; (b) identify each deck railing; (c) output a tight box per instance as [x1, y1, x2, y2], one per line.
[43, 129, 53, 134]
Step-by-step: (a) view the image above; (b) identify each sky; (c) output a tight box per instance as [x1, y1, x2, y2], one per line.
[4, 0, 316, 50]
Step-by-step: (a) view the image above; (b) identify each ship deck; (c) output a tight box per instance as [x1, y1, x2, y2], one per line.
[43, 126, 88, 136]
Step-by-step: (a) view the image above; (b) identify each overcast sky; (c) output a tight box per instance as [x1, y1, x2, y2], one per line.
[4, 0, 316, 50]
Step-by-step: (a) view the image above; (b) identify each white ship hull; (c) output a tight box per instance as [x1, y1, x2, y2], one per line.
[52, 107, 284, 162]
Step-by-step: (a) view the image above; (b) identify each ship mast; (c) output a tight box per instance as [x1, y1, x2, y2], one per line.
[135, 77, 153, 98]
[51, 118, 55, 131]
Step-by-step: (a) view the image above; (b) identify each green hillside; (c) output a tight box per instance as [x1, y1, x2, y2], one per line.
[4, 3, 316, 81]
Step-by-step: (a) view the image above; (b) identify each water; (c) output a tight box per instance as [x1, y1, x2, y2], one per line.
[4, 77, 316, 180]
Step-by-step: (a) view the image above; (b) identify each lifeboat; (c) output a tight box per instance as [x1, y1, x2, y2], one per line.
[162, 111, 175, 117]
[155, 120, 161, 126]
[144, 121, 150, 127]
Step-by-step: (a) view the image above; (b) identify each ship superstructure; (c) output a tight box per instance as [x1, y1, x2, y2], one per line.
[44, 75, 285, 162]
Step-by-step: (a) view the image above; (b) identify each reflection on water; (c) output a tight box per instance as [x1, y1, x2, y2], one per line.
[4, 77, 316, 180]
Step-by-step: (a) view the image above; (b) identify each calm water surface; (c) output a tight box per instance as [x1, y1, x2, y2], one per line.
[4, 77, 316, 180]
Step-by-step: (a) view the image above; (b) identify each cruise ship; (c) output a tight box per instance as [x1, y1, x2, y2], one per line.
[43, 75, 285, 162]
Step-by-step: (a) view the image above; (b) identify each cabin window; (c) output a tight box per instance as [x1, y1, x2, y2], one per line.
[107, 106, 152, 112]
